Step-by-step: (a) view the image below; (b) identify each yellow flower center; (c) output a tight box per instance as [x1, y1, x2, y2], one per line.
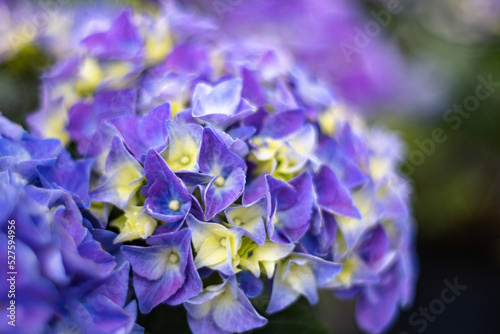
[274, 215, 280, 225]
[220, 238, 227, 247]
[337, 257, 357, 286]
[168, 252, 180, 264]
[180, 156, 191, 165]
[168, 200, 181, 212]
[214, 176, 226, 187]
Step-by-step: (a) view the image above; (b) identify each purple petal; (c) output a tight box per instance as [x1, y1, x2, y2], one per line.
[146, 180, 191, 226]
[337, 123, 367, 163]
[314, 165, 361, 218]
[144, 150, 191, 225]
[266, 173, 314, 243]
[37, 151, 94, 208]
[316, 137, 369, 189]
[89, 139, 143, 210]
[77, 230, 117, 275]
[0, 115, 24, 140]
[68, 101, 97, 154]
[357, 225, 389, 267]
[110, 103, 170, 160]
[212, 277, 267, 332]
[266, 273, 300, 314]
[175, 172, 212, 186]
[121, 245, 174, 281]
[105, 136, 142, 175]
[192, 78, 242, 118]
[301, 209, 338, 256]
[238, 271, 263, 298]
[94, 89, 137, 119]
[266, 175, 297, 211]
[81, 9, 143, 60]
[242, 174, 268, 205]
[87, 262, 130, 307]
[355, 266, 401, 333]
[199, 127, 246, 176]
[204, 168, 245, 220]
[189, 194, 206, 221]
[133, 266, 184, 313]
[260, 109, 306, 138]
[241, 67, 267, 107]
[81, 296, 134, 332]
[164, 249, 202, 305]
[227, 126, 256, 142]
[304, 254, 342, 287]
[123, 231, 200, 312]
[163, 43, 212, 75]
[187, 313, 231, 334]
[20, 135, 62, 160]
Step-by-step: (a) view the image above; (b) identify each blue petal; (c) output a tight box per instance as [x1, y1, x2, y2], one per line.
[37, 151, 94, 208]
[133, 266, 184, 313]
[355, 266, 401, 333]
[199, 127, 246, 177]
[204, 168, 245, 220]
[266, 173, 314, 243]
[357, 224, 389, 267]
[238, 271, 263, 298]
[81, 9, 143, 60]
[165, 252, 202, 305]
[191, 78, 255, 126]
[187, 313, 231, 334]
[266, 269, 300, 314]
[121, 245, 175, 281]
[260, 109, 306, 139]
[314, 165, 361, 218]
[212, 276, 267, 332]
[122, 229, 199, 314]
[86, 262, 130, 307]
[301, 209, 338, 256]
[146, 180, 191, 226]
[144, 150, 191, 225]
[110, 104, 170, 161]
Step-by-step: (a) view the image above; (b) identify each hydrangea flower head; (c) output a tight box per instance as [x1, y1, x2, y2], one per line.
[4, 2, 419, 333]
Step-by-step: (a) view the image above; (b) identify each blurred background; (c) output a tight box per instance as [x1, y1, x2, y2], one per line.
[1, 0, 499, 333]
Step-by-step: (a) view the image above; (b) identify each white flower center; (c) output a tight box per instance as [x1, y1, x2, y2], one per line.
[168, 200, 181, 211]
[168, 252, 180, 264]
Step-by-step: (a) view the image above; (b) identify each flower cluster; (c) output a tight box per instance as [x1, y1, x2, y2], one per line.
[179, 0, 410, 109]
[0, 116, 141, 333]
[9, 3, 416, 334]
